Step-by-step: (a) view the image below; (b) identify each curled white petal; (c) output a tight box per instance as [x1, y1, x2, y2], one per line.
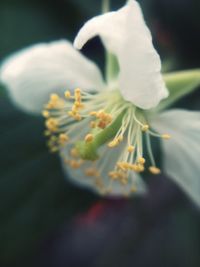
[151, 109, 200, 207]
[0, 40, 104, 113]
[74, 0, 168, 109]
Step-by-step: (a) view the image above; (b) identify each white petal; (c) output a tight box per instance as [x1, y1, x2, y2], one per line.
[0, 40, 104, 113]
[61, 141, 146, 196]
[74, 0, 168, 109]
[151, 109, 200, 206]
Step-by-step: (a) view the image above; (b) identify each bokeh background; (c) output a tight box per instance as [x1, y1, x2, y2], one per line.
[0, 0, 200, 266]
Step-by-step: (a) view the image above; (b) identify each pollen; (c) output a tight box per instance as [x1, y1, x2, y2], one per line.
[162, 134, 171, 140]
[75, 88, 81, 95]
[138, 157, 146, 165]
[70, 147, 79, 158]
[117, 135, 123, 142]
[69, 160, 82, 169]
[65, 90, 71, 98]
[85, 134, 94, 143]
[131, 186, 137, 193]
[89, 111, 98, 116]
[58, 133, 69, 145]
[149, 166, 161, 175]
[128, 145, 135, 152]
[42, 110, 50, 118]
[85, 168, 100, 177]
[141, 124, 149, 132]
[45, 118, 58, 132]
[108, 139, 118, 148]
[90, 121, 97, 128]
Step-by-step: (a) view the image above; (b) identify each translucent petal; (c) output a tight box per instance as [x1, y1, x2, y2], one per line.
[151, 109, 200, 207]
[61, 142, 146, 196]
[0, 40, 104, 113]
[74, 0, 168, 109]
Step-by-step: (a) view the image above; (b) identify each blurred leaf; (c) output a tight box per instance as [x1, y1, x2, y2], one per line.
[158, 69, 200, 110]
[0, 94, 97, 265]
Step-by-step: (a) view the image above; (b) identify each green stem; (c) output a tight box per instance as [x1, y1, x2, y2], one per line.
[102, 0, 110, 13]
[76, 111, 125, 160]
[102, 0, 119, 84]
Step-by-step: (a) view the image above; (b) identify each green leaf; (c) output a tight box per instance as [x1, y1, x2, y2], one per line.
[158, 69, 200, 111]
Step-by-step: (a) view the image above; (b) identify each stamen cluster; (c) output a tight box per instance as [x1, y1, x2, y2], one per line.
[43, 88, 171, 195]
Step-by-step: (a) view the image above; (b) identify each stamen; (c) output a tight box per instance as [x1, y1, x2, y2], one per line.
[45, 118, 58, 132]
[149, 166, 161, 175]
[127, 145, 135, 153]
[70, 147, 79, 158]
[137, 157, 146, 165]
[141, 124, 149, 132]
[85, 134, 94, 143]
[65, 90, 71, 98]
[85, 168, 100, 177]
[44, 88, 171, 195]
[42, 110, 50, 118]
[58, 133, 69, 145]
[162, 134, 171, 140]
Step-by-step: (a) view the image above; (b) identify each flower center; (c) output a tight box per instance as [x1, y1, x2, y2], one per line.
[43, 88, 170, 195]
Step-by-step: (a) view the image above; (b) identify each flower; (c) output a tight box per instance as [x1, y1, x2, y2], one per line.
[0, 1, 200, 205]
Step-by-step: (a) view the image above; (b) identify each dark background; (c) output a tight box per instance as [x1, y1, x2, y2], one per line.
[0, 0, 200, 266]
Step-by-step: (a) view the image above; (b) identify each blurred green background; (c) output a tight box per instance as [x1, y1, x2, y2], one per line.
[0, 0, 200, 266]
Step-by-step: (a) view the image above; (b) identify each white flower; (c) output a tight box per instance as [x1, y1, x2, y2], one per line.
[0, 0, 200, 205]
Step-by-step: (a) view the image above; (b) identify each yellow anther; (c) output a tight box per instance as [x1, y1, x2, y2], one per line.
[46, 102, 54, 109]
[117, 161, 129, 171]
[72, 105, 78, 112]
[85, 168, 99, 177]
[97, 109, 105, 118]
[45, 118, 58, 132]
[117, 135, 123, 142]
[74, 101, 81, 107]
[98, 121, 107, 129]
[50, 94, 59, 101]
[75, 88, 81, 95]
[74, 114, 82, 121]
[65, 90, 71, 98]
[141, 124, 149, 132]
[68, 110, 78, 117]
[162, 134, 171, 140]
[85, 133, 94, 143]
[128, 145, 135, 153]
[108, 171, 119, 179]
[90, 121, 97, 128]
[138, 157, 146, 165]
[131, 186, 137, 193]
[77, 103, 84, 109]
[149, 166, 161, 175]
[58, 133, 69, 145]
[108, 140, 118, 148]
[42, 110, 50, 118]
[89, 111, 98, 116]
[68, 111, 74, 117]
[70, 147, 79, 158]
[69, 160, 82, 169]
